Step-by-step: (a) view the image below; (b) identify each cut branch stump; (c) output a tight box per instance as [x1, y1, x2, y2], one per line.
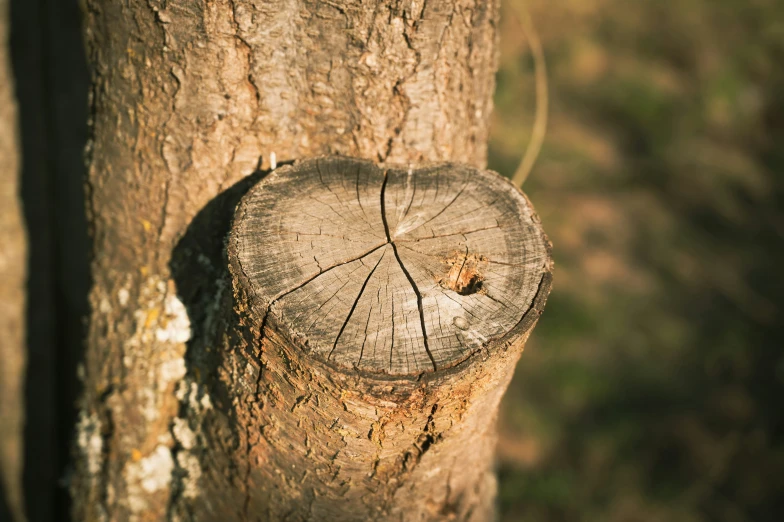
[195, 156, 552, 521]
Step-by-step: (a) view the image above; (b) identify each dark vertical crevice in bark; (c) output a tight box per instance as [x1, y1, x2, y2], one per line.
[96, 386, 114, 518]
[0, 492, 13, 522]
[44, 0, 90, 518]
[9, 0, 89, 519]
[10, 0, 57, 519]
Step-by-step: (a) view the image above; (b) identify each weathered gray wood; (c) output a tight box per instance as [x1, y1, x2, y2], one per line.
[233, 157, 548, 375]
[196, 155, 553, 521]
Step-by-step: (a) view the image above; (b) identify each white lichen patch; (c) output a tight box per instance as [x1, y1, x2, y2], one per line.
[176, 380, 213, 413]
[176, 451, 202, 499]
[99, 297, 112, 314]
[175, 381, 190, 402]
[122, 270, 219, 513]
[158, 357, 187, 391]
[171, 379, 211, 503]
[125, 445, 175, 514]
[139, 446, 175, 493]
[122, 276, 190, 423]
[139, 387, 159, 423]
[126, 276, 190, 347]
[156, 292, 191, 343]
[172, 418, 196, 450]
[118, 287, 130, 306]
[76, 410, 103, 476]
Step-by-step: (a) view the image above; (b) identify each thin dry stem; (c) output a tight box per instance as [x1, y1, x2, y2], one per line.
[511, 5, 549, 188]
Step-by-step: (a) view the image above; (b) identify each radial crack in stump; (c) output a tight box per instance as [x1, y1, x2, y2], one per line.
[230, 157, 550, 375]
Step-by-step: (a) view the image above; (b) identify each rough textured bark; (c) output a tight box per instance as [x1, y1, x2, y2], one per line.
[0, 0, 26, 519]
[72, 1, 529, 520]
[187, 156, 550, 521]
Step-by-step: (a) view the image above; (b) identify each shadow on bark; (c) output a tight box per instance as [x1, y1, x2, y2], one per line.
[170, 168, 266, 371]
[0, 489, 13, 522]
[9, 0, 90, 520]
[169, 166, 283, 509]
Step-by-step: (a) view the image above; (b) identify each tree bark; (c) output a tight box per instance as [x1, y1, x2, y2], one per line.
[0, 0, 27, 519]
[71, 1, 546, 521]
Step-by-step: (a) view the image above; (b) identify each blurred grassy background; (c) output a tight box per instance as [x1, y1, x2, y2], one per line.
[490, 1, 784, 521]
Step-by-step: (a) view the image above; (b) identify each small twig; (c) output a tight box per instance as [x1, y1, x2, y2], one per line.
[511, 5, 548, 188]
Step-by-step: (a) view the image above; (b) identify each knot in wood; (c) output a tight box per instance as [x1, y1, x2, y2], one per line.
[230, 157, 550, 376]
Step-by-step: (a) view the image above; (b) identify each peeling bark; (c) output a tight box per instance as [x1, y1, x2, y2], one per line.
[0, 0, 26, 519]
[74, 1, 511, 520]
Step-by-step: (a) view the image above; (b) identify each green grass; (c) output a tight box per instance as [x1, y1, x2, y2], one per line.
[492, 1, 784, 520]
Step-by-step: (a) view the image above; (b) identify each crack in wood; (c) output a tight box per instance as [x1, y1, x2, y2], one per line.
[395, 224, 503, 242]
[381, 171, 438, 370]
[268, 241, 388, 307]
[358, 288, 382, 367]
[328, 249, 387, 361]
[402, 176, 471, 237]
[398, 242, 540, 270]
[354, 164, 370, 223]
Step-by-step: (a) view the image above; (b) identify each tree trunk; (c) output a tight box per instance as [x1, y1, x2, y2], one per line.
[0, 0, 27, 519]
[72, 1, 552, 521]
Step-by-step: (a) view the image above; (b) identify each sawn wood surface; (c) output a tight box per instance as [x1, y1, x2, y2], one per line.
[232, 157, 549, 375]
